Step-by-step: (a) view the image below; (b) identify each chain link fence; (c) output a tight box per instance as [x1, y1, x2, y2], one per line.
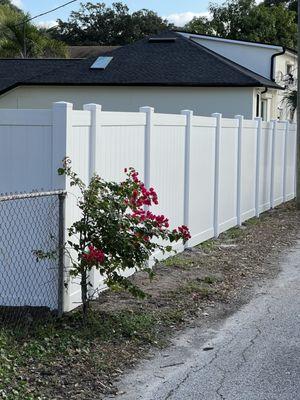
[0, 191, 65, 328]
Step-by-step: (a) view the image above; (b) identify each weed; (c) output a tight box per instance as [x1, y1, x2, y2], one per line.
[161, 255, 193, 268]
[222, 226, 242, 240]
[243, 217, 260, 227]
[202, 275, 218, 285]
[181, 281, 215, 298]
[197, 239, 215, 252]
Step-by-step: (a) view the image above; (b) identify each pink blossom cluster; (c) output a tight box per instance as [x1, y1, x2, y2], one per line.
[125, 169, 158, 207]
[82, 245, 105, 264]
[131, 209, 170, 229]
[174, 225, 191, 241]
[124, 167, 191, 243]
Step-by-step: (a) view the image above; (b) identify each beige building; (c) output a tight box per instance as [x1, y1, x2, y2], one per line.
[180, 32, 297, 121]
[0, 31, 295, 121]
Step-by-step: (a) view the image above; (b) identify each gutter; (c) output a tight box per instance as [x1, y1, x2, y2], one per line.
[271, 47, 286, 81]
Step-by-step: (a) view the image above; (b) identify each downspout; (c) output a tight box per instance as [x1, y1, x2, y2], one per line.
[270, 47, 286, 81]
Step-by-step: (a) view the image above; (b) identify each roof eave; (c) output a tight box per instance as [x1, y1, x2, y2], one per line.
[0, 81, 282, 97]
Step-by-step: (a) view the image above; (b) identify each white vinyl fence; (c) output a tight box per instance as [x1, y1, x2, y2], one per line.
[0, 102, 296, 312]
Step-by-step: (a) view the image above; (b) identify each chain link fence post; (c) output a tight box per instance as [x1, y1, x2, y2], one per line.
[58, 192, 66, 317]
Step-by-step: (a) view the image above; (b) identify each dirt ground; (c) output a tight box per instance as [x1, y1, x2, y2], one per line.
[3, 202, 300, 400]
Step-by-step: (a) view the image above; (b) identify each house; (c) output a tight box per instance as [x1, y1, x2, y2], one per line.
[178, 31, 297, 121]
[0, 31, 290, 120]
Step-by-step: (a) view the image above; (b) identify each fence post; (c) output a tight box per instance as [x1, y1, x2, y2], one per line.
[270, 119, 277, 208]
[57, 192, 66, 316]
[212, 113, 222, 238]
[294, 125, 297, 198]
[254, 117, 262, 217]
[139, 106, 154, 190]
[283, 120, 289, 202]
[83, 104, 103, 297]
[235, 115, 243, 226]
[181, 109, 193, 247]
[83, 103, 102, 180]
[52, 102, 73, 189]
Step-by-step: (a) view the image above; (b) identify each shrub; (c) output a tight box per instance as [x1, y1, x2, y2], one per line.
[58, 158, 191, 321]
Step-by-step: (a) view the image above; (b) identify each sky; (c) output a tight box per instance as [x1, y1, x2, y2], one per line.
[11, 0, 221, 28]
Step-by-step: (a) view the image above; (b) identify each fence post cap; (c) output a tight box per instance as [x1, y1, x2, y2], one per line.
[52, 101, 73, 109]
[181, 109, 193, 116]
[83, 103, 102, 111]
[139, 106, 154, 113]
[234, 114, 244, 120]
[211, 112, 222, 118]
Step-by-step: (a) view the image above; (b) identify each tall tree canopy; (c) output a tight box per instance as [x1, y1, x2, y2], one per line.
[0, 1, 69, 58]
[184, 0, 297, 49]
[49, 2, 174, 45]
[263, 0, 297, 17]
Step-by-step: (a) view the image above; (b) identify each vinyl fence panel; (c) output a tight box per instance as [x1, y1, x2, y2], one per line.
[0, 102, 297, 312]
[284, 123, 297, 201]
[150, 113, 186, 256]
[0, 109, 53, 193]
[239, 119, 257, 223]
[272, 121, 286, 207]
[188, 116, 216, 246]
[217, 118, 238, 234]
[258, 121, 273, 213]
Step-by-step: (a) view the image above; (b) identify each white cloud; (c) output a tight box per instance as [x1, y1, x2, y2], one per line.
[165, 12, 210, 27]
[35, 20, 58, 29]
[11, 0, 23, 8]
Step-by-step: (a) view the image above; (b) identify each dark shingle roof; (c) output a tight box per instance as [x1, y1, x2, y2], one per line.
[0, 31, 281, 95]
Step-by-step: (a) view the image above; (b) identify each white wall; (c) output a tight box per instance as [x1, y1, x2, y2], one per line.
[0, 85, 256, 119]
[180, 33, 282, 79]
[275, 51, 298, 121]
[179, 33, 298, 122]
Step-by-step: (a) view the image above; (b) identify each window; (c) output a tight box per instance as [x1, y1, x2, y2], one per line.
[256, 94, 260, 117]
[286, 64, 293, 75]
[261, 100, 267, 121]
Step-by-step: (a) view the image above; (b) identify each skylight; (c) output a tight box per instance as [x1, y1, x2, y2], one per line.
[90, 56, 113, 69]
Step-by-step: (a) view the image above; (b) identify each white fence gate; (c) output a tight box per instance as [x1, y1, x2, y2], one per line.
[0, 102, 296, 312]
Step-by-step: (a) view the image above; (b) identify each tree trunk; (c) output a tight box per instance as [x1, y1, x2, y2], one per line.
[81, 270, 88, 324]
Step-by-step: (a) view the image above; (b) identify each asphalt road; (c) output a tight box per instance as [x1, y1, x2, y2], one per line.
[114, 241, 300, 400]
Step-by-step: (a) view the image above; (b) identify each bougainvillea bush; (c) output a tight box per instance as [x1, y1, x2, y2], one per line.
[58, 158, 191, 319]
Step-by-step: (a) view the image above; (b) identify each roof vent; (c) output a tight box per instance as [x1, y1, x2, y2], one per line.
[148, 37, 177, 43]
[90, 56, 113, 69]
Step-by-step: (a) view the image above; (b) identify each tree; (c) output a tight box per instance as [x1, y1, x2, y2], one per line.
[0, 4, 69, 58]
[0, 0, 20, 12]
[283, 89, 297, 119]
[49, 2, 174, 46]
[184, 0, 297, 49]
[263, 0, 297, 16]
[183, 16, 215, 36]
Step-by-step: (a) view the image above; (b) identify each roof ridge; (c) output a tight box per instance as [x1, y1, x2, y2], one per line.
[0, 58, 83, 61]
[174, 29, 284, 49]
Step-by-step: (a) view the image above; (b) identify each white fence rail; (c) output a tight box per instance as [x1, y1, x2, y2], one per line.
[0, 102, 296, 312]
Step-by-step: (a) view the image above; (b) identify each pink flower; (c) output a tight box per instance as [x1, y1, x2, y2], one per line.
[178, 225, 191, 240]
[82, 245, 105, 264]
